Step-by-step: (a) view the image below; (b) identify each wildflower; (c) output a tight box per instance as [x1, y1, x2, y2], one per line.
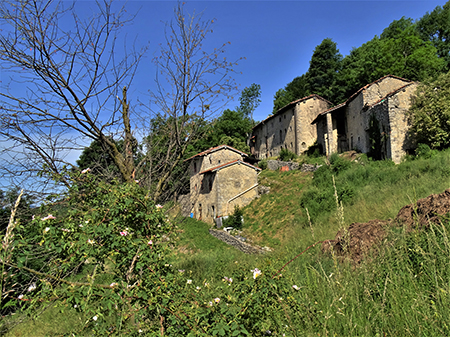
[204, 282, 209, 287]
[61, 228, 70, 232]
[148, 240, 153, 245]
[120, 231, 128, 236]
[44, 227, 50, 233]
[87, 239, 95, 244]
[79, 224, 83, 227]
[32, 215, 35, 220]
[292, 285, 300, 291]
[110, 283, 117, 288]
[42, 214, 55, 221]
[196, 286, 201, 290]
[208, 301, 213, 306]
[187, 279, 192, 284]
[156, 204, 163, 209]
[251, 268, 261, 279]
[214, 297, 220, 303]
[18, 294, 24, 299]
[81, 168, 91, 174]
[92, 315, 98, 321]
[135, 180, 139, 183]
[85, 220, 89, 224]
[74, 304, 78, 308]
[138, 329, 143, 333]
[27, 283, 36, 292]
[223, 276, 233, 284]
[178, 269, 185, 273]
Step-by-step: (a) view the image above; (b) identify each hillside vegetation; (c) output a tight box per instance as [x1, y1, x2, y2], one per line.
[4, 150, 450, 336]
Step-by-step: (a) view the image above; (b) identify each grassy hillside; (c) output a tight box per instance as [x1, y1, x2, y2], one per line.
[5, 149, 450, 336]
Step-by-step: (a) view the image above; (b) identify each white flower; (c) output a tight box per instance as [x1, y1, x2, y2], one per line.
[251, 268, 261, 279]
[138, 329, 143, 333]
[44, 227, 50, 233]
[156, 204, 163, 209]
[92, 315, 98, 321]
[148, 240, 153, 245]
[204, 282, 209, 287]
[85, 220, 89, 224]
[27, 283, 36, 292]
[87, 239, 95, 244]
[42, 214, 56, 221]
[110, 283, 117, 288]
[74, 304, 78, 308]
[208, 301, 213, 306]
[81, 168, 91, 174]
[18, 294, 24, 299]
[214, 297, 220, 303]
[196, 286, 201, 290]
[187, 279, 192, 284]
[120, 231, 128, 236]
[292, 285, 300, 291]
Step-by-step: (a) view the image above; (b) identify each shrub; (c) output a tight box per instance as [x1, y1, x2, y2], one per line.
[279, 148, 296, 161]
[330, 153, 352, 173]
[223, 205, 244, 230]
[258, 159, 268, 170]
[415, 143, 438, 159]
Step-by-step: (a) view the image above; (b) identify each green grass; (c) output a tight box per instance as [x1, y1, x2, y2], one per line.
[5, 149, 450, 336]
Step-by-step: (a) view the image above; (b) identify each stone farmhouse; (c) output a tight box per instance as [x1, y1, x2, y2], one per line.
[185, 145, 261, 223]
[251, 75, 418, 164]
[313, 75, 418, 163]
[250, 95, 331, 159]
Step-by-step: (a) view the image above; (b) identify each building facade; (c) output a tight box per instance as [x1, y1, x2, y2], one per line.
[312, 75, 417, 163]
[186, 145, 261, 223]
[250, 94, 331, 159]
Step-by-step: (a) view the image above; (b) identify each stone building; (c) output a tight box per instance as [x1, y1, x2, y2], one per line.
[312, 75, 418, 163]
[186, 145, 261, 223]
[250, 94, 331, 159]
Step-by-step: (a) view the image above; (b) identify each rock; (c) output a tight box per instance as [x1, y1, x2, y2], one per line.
[209, 229, 268, 254]
[300, 163, 322, 172]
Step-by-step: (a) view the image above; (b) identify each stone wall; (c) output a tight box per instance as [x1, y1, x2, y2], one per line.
[265, 160, 321, 172]
[251, 95, 331, 159]
[209, 229, 267, 254]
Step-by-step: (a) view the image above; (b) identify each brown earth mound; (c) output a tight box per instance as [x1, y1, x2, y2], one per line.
[323, 188, 450, 264]
[396, 188, 450, 229]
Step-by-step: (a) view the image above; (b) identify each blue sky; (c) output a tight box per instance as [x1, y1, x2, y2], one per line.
[105, 0, 447, 123]
[0, 0, 447, 190]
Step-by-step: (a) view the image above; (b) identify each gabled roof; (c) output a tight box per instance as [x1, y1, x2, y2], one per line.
[346, 75, 412, 105]
[368, 82, 417, 108]
[253, 94, 331, 130]
[199, 159, 261, 175]
[311, 102, 346, 124]
[310, 76, 415, 125]
[184, 145, 248, 162]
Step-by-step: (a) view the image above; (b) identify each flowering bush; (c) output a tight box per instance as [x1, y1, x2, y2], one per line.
[2, 172, 313, 336]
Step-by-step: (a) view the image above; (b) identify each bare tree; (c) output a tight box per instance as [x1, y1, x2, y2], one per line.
[145, 2, 241, 201]
[0, 0, 145, 193]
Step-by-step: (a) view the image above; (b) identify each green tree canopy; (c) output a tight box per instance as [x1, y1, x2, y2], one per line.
[237, 83, 261, 121]
[306, 38, 343, 103]
[408, 70, 450, 149]
[417, 1, 450, 71]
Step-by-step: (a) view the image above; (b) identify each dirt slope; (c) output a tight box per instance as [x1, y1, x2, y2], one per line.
[323, 188, 450, 264]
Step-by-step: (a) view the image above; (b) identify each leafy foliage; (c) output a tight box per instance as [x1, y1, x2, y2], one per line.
[278, 148, 296, 161]
[408, 70, 450, 149]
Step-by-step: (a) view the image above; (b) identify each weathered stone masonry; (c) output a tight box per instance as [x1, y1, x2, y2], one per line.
[185, 145, 261, 224]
